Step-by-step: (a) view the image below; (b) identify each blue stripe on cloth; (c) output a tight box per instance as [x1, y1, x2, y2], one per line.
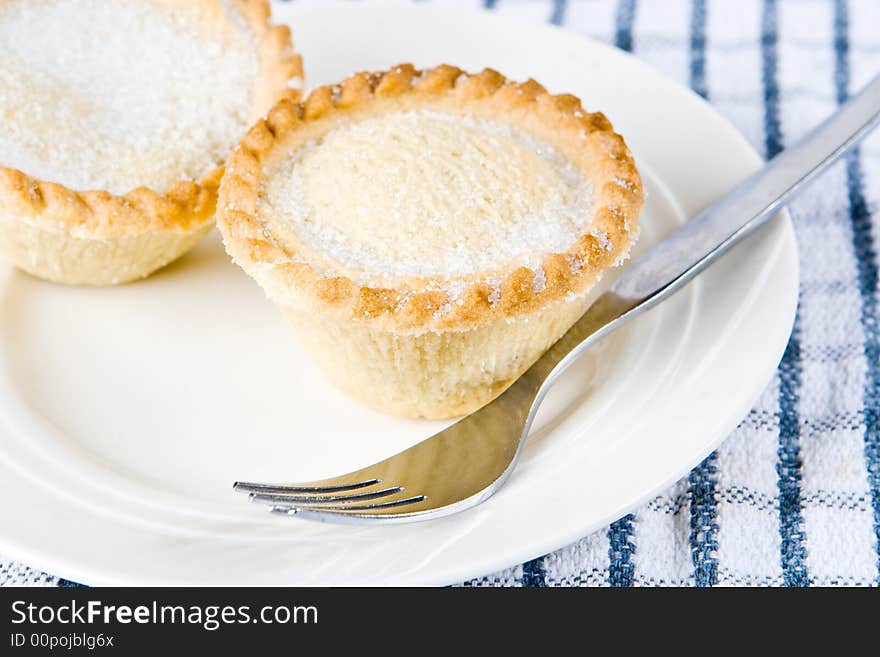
[689, 0, 708, 100]
[762, 0, 809, 587]
[549, 0, 567, 26]
[521, 558, 548, 587]
[606, 0, 638, 589]
[608, 514, 636, 587]
[688, 454, 720, 586]
[686, 0, 719, 588]
[761, 0, 783, 160]
[833, 0, 880, 586]
[614, 0, 636, 53]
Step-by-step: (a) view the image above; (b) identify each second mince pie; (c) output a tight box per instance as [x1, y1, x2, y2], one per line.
[0, 0, 303, 285]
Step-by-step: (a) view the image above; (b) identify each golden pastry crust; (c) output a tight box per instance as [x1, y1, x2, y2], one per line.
[218, 64, 643, 334]
[0, 0, 303, 243]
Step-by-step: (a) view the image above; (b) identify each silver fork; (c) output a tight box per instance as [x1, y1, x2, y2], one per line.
[235, 74, 880, 525]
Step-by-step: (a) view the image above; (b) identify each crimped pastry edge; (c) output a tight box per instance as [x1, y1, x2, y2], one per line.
[0, 0, 304, 241]
[217, 63, 643, 334]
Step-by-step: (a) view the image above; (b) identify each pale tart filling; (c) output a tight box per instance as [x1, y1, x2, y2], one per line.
[259, 111, 594, 285]
[0, 0, 259, 195]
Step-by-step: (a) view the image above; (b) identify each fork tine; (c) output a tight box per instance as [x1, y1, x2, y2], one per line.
[270, 495, 427, 514]
[248, 487, 403, 506]
[233, 478, 381, 495]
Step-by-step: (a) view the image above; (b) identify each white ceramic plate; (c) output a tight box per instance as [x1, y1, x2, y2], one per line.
[0, 1, 797, 585]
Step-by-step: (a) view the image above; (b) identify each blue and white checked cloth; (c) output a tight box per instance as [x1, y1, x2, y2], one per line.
[2, 0, 879, 587]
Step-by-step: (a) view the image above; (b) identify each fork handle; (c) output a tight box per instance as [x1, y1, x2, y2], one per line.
[527, 73, 880, 391]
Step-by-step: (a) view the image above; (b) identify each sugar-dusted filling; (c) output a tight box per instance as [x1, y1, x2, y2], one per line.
[0, 0, 259, 194]
[259, 111, 592, 284]
[259, 111, 594, 284]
